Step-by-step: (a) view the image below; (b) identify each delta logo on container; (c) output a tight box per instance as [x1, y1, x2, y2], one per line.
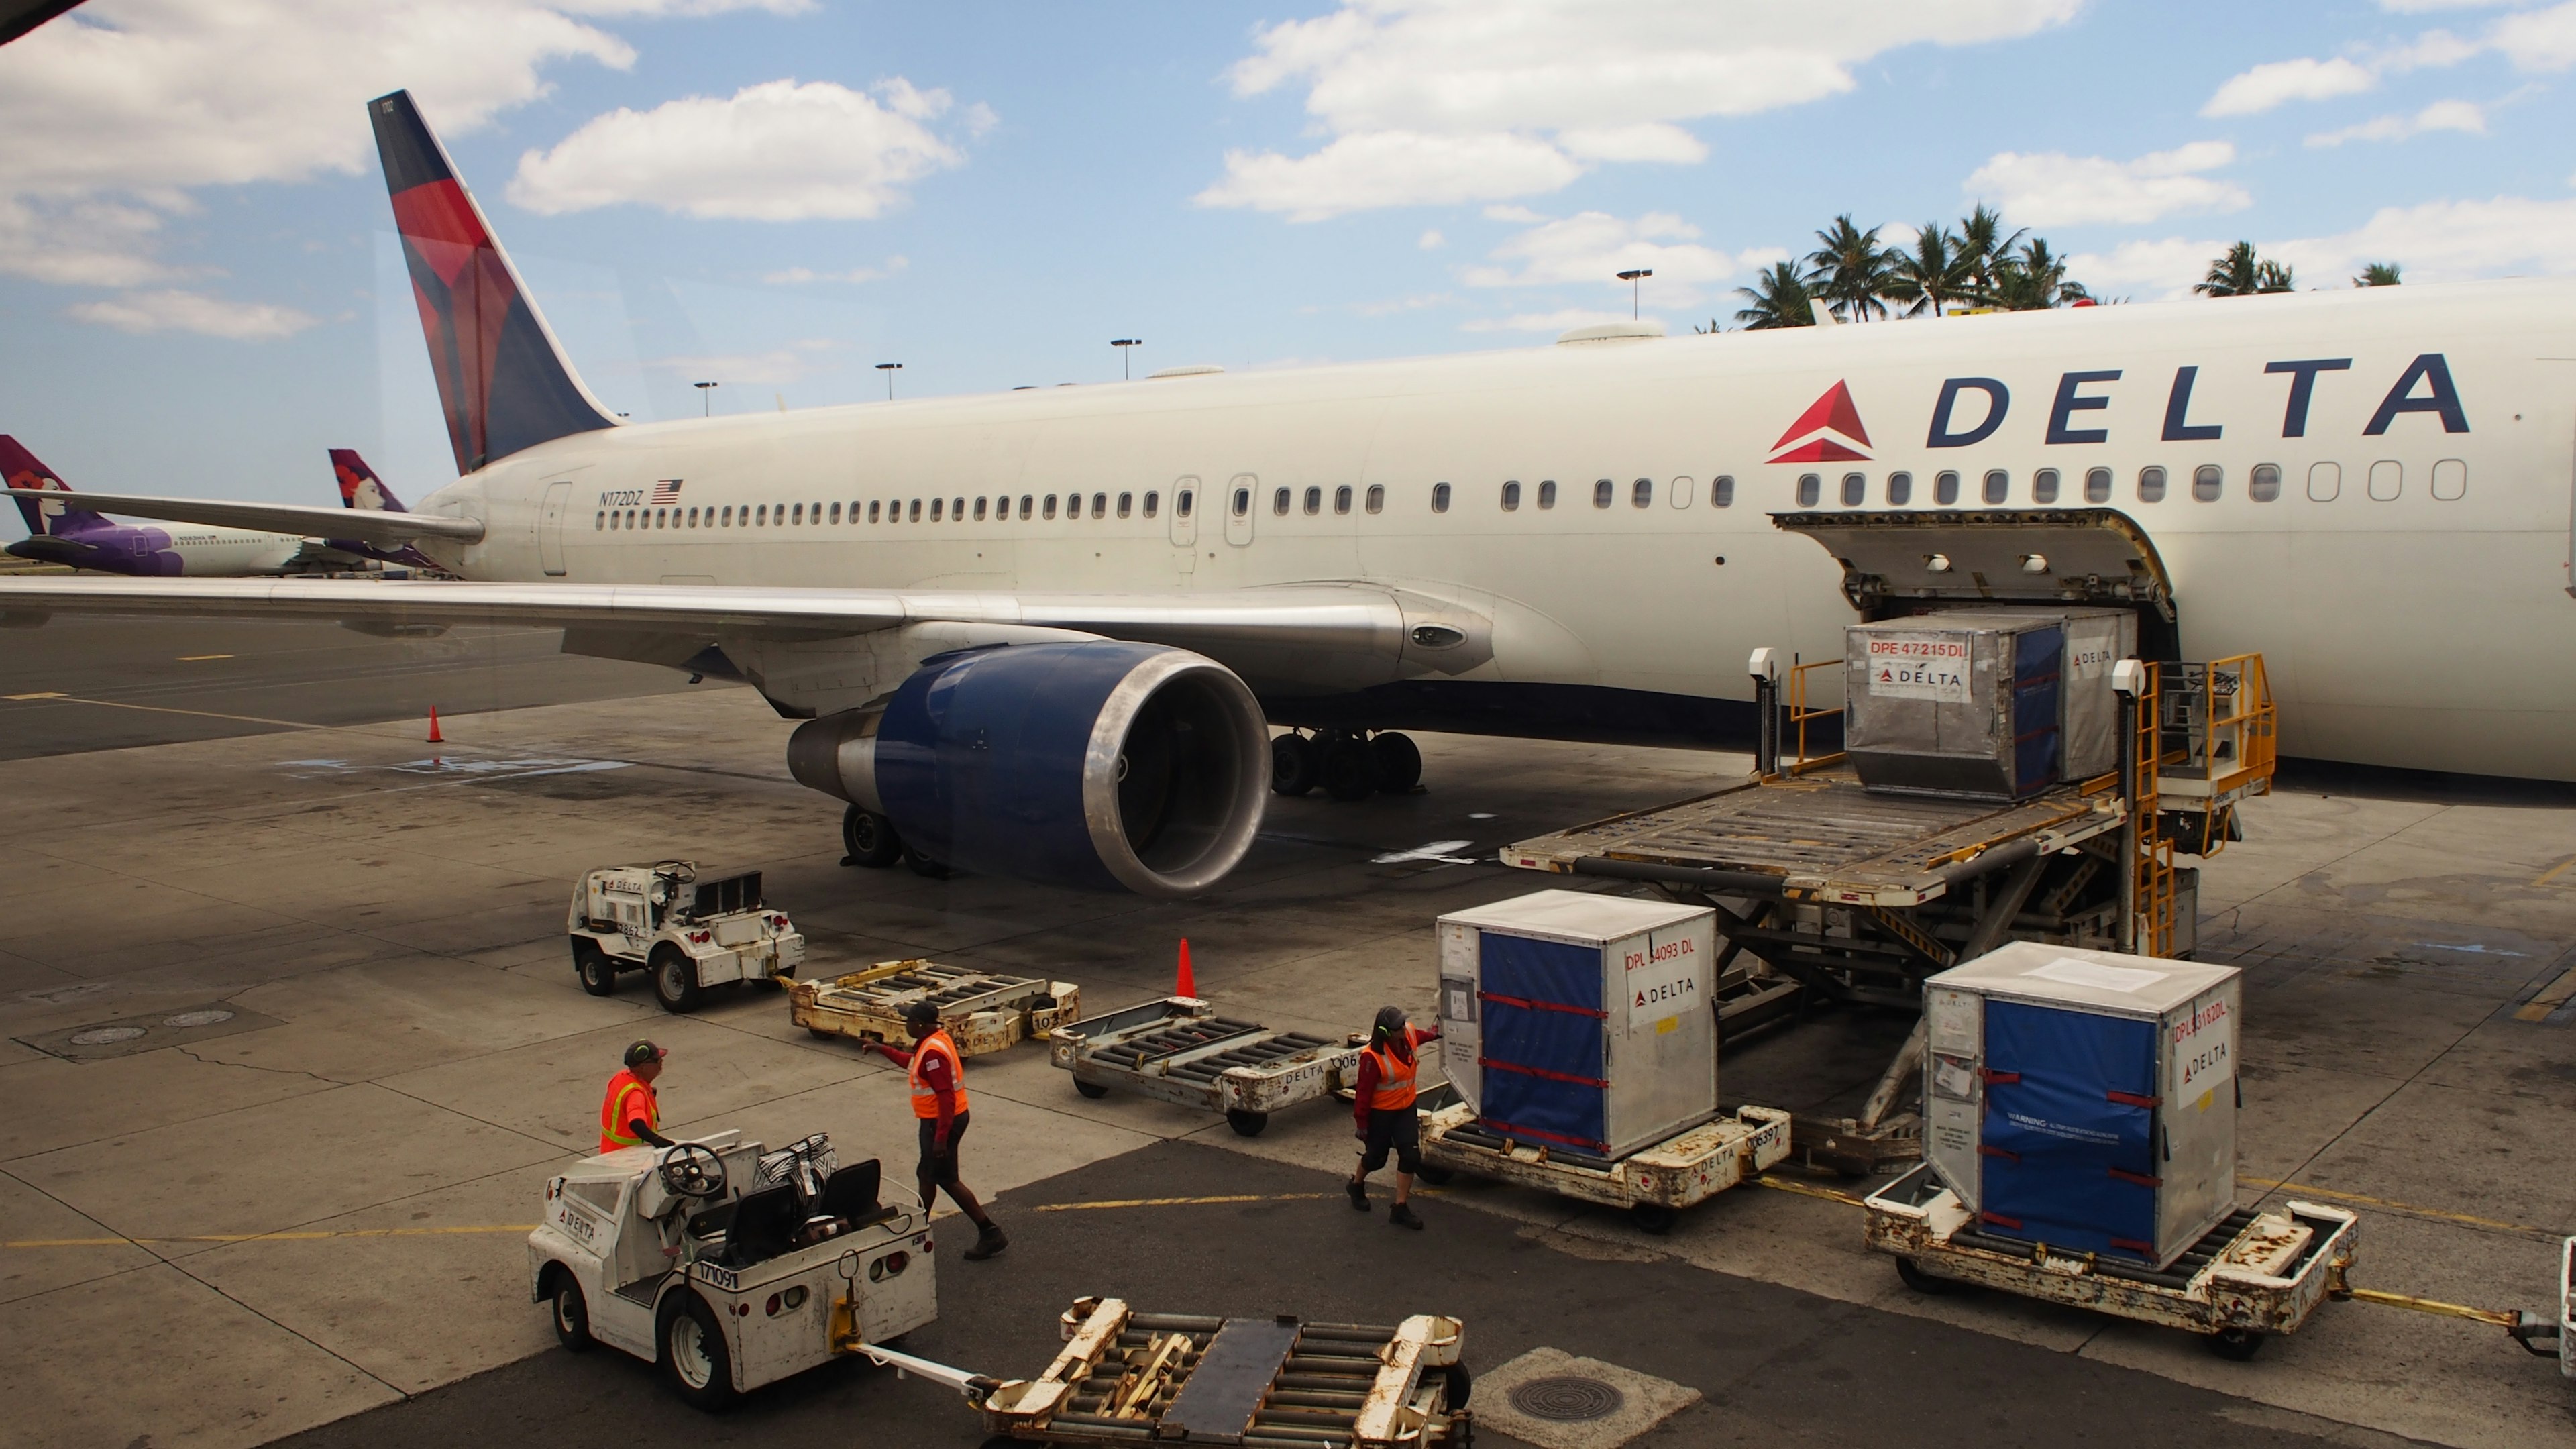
[1768, 380, 1871, 463]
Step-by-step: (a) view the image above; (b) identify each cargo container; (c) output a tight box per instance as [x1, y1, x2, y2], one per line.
[1920, 941, 2239, 1270]
[1845, 608, 2133, 800]
[1435, 890, 1716, 1161]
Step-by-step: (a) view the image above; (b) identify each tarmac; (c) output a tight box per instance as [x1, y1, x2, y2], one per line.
[4, 619, 2574, 1448]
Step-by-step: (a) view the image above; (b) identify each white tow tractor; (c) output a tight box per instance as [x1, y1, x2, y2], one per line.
[568, 861, 806, 1012]
[530, 1130, 936, 1411]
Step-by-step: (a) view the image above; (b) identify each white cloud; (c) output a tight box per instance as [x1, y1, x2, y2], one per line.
[2494, 1, 2576, 68]
[2065, 237, 2230, 298]
[2270, 194, 2576, 280]
[2202, 57, 2377, 115]
[1417, 229, 1444, 249]
[66, 288, 318, 339]
[648, 338, 837, 384]
[508, 79, 977, 221]
[1460, 306, 1644, 334]
[761, 256, 908, 285]
[1200, 0, 2082, 217]
[2306, 98, 2489, 145]
[1965, 142, 2249, 226]
[1458, 210, 1738, 305]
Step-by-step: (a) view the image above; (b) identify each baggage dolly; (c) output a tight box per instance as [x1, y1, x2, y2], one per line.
[1416, 1085, 1793, 1235]
[865, 1295, 1472, 1448]
[790, 958, 1080, 1055]
[1049, 997, 1358, 1137]
[1864, 1161, 2359, 1358]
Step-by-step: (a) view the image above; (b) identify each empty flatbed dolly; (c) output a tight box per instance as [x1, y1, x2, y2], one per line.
[1049, 997, 1359, 1137]
[868, 1296, 1470, 1446]
[790, 958, 1079, 1055]
[1864, 1162, 2359, 1359]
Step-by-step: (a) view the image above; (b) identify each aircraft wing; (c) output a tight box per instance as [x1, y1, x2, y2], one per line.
[1, 488, 484, 545]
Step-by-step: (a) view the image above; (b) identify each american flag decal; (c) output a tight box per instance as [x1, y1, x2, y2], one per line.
[650, 479, 684, 505]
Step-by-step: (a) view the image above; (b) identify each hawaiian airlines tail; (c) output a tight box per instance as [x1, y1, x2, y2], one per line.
[330, 448, 409, 513]
[368, 89, 616, 476]
[1, 436, 109, 539]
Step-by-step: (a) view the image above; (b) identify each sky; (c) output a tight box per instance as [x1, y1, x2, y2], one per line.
[6, 0, 2576, 519]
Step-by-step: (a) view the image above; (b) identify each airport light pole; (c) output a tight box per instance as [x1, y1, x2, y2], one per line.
[1618, 269, 1652, 321]
[876, 362, 902, 400]
[1111, 338, 1141, 380]
[694, 380, 718, 416]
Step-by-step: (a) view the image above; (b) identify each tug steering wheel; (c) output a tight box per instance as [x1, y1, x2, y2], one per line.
[657, 1142, 727, 1199]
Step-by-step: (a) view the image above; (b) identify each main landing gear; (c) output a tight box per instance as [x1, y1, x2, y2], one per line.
[841, 804, 951, 877]
[1269, 729, 1421, 801]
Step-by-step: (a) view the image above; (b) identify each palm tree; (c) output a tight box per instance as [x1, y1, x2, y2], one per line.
[1988, 237, 2092, 310]
[1953, 203, 2025, 305]
[1807, 215, 1896, 321]
[1735, 262, 1817, 329]
[2196, 241, 2295, 297]
[1884, 222, 1974, 319]
[2354, 262, 2402, 287]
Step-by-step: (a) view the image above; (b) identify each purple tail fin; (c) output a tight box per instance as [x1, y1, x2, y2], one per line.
[370, 90, 616, 476]
[331, 448, 409, 513]
[1, 436, 111, 538]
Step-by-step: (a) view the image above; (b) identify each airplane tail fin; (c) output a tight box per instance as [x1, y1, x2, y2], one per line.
[329, 448, 409, 513]
[1, 436, 110, 538]
[368, 89, 616, 477]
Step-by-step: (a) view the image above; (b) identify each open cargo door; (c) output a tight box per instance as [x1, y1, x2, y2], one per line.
[1773, 508, 2176, 625]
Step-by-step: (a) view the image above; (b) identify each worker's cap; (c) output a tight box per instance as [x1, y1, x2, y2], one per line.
[903, 1002, 941, 1027]
[623, 1039, 667, 1067]
[1373, 1005, 1407, 1038]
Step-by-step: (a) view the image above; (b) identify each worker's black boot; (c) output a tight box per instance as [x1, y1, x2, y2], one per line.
[964, 1222, 1010, 1260]
[1389, 1203, 1424, 1230]
[1346, 1179, 1370, 1212]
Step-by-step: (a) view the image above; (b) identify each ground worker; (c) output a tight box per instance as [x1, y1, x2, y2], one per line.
[1348, 1004, 1441, 1229]
[599, 1039, 676, 1155]
[865, 1002, 1008, 1260]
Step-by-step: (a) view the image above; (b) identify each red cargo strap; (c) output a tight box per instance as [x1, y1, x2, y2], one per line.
[1479, 1118, 1610, 1152]
[1980, 1069, 2021, 1085]
[1977, 1144, 2020, 1162]
[1979, 1211, 2023, 1230]
[1478, 1056, 1610, 1089]
[2105, 1090, 2161, 1108]
[2107, 1167, 2163, 1188]
[2110, 1237, 2157, 1256]
[1477, 991, 1607, 1020]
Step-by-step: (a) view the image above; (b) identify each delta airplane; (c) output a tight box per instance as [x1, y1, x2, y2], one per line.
[3, 90, 2569, 900]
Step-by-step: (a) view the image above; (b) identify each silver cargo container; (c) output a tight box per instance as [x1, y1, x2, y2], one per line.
[1970, 606, 2136, 782]
[1921, 941, 2239, 1271]
[1844, 607, 2134, 799]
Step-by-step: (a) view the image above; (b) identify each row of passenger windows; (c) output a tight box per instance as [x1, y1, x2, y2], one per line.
[1787, 460, 2467, 507]
[600, 490, 1181, 532]
[1425, 477, 1741, 513]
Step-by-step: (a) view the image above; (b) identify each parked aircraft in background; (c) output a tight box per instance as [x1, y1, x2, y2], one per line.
[327, 448, 444, 572]
[3, 89, 2569, 900]
[4, 436, 317, 576]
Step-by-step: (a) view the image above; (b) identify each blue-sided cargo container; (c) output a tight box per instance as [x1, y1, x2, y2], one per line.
[1844, 609, 2132, 801]
[1921, 941, 2240, 1271]
[1434, 890, 1717, 1162]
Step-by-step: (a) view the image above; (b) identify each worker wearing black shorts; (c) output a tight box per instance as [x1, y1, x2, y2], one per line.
[1348, 1004, 1441, 1229]
[869, 1002, 1007, 1260]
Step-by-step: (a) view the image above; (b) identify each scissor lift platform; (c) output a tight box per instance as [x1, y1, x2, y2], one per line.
[1048, 997, 1358, 1137]
[790, 959, 1079, 1056]
[1864, 1162, 2359, 1359]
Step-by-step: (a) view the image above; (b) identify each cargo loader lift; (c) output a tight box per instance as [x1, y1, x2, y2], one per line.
[863, 1296, 1472, 1447]
[790, 958, 1080, 1056]
[1502, 511, 2277, 1173]
[1048, 997, 1360, 1137]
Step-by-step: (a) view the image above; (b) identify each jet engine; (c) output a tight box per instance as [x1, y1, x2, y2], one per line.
[786, 641, 1270, 898]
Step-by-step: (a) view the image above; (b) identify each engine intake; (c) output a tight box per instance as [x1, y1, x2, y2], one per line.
[787, 642, 1269, 898]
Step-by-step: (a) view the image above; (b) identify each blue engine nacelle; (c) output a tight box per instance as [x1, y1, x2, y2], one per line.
[786, 642, 1271, 898]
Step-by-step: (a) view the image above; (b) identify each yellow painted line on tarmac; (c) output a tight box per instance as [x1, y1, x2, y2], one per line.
[6, 1224, 538, 1250]
[2237, 1177, 2559, 1238]
[2533, 856, 2576, 888]
[1, 694, 314, 728]
[1031, 1193, 1334, 1214]
[2514, 964, 2576, 1022]
[174, 653, 235, 662]
[3, 691, 65, 700]
[1752, 1175, 1866, 1208]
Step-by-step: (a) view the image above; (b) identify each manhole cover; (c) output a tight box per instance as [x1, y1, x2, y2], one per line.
[70, 1026, 148, 1046]
[1508, 1375, 1626, 1421]
[164, 1009, 235, 1028]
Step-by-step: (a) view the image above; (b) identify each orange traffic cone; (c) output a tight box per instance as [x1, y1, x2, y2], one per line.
[1175, 938, 1197, 1000]
[426, 706, 443, 744]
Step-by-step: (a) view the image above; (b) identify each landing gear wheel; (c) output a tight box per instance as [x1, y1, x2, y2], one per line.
[1319, 735, 1379, 802]
[1369, 732, 1422, 793]
[1271, 733, 1319, 796]
[1437, 1362, 1472, 1409]
[903, 847, 952, 879]
[1894, 1256, 1953, 1295]
[2207, 1327, 2264, 1361]
[1226, 1109, 1269, 1137]
[841, 805, 902, 868]
[650, 944, 703, 1014]
[551, 1279, 593, 1352]
[1074, 1081, 1110, 1100]
[661, 1293, 738, 1412]
[1629, 1202, 1678, 1236]
[1416, 1166, 1456, 1187]
[573, 941, 615, 997]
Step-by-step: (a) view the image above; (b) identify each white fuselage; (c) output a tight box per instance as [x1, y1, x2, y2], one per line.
[160, 526, 307, 575]
[411, 279, 2576, 780]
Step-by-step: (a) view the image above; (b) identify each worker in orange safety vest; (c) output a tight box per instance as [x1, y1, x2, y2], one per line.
[599, 1038, 676, 1155]
[864, 1001, 1008, 1260]
[1347, 1004, 1442, 1229]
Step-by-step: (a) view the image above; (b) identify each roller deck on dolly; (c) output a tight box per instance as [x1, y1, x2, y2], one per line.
[1419, 1083, 1793, 1234]
[790, 958, 1080, 1056]
[1049, 997, 1358, 1137]
[1503, 511, 2279, 1173]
